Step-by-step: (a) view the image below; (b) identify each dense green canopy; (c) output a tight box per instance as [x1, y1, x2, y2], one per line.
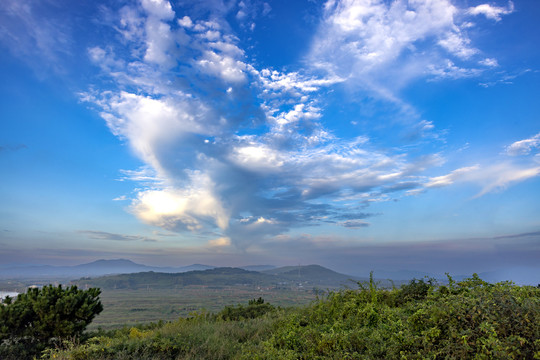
[0, 285, 102, 359]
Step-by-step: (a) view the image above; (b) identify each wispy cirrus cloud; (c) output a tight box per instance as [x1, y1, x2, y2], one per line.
[420, 133, 540, 196]
[425, 162, 540, 197]
[0, 0, 75, 76]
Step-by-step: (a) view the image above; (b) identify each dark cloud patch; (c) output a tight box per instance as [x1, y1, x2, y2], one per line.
[380, 182, 421, 194]
[333, 212, 374, 221]
[78, 230, 157, 242]
[0, 144, 27, 152]
[493, 231, 540, 240]
[341, 220, 369, 228]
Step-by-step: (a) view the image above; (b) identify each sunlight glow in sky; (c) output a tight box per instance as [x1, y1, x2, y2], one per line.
[0, 0, 539, 275]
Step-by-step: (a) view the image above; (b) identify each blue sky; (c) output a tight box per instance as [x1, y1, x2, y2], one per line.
[0, 0, 539, 277]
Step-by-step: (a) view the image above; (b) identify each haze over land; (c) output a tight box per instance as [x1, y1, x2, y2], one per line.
[0, 0, 539, 279]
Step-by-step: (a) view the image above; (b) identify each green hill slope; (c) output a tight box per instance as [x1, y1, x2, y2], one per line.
[264, 264, 359, 286]
[74, 267, 277, 290]
[73, 265, 358, 290]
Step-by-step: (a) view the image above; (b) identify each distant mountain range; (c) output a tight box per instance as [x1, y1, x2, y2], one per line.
[1, 259, 537, 286]
[72, 265, 361, 290]
[0, 259, 216, 279]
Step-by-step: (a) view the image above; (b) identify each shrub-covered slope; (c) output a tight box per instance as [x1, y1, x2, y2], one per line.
[46, 275, 539, 360]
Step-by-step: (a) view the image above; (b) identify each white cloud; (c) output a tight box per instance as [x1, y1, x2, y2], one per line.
[131, 175, 230, 231]
[479, 58, 499, 67]
[140, 0, 174, 20]
[143, 18, 175, 67]
[474, 163, 540, 197]
[505, 133, 540, 156]
[308, 0, 512, 101]
[425, 162, 540, 197]
[427, 61, 482, 80]
[119, 166, 163, 184]
[426, 166, 480, 188]
[78, 0, 523, 247]
[98, 91, 212, 173]
[258, 69, 344, 94]
[313, 0, 461, 68]
[178, 16, 193, 28]
[209, 236, 231, 247]
[467, 2, 514, 21]
[230, 143, 284, 173]
[197, 50, 247, 83]
[438, 31, 477, 59]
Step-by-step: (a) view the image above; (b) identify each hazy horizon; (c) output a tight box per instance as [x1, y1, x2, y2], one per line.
[1, 0, 539, 280]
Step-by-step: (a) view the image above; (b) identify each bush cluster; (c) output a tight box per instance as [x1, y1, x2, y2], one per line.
[19, 276, 540, 359]
[241, 274, 539, 359]
[215, 297, 276, 321]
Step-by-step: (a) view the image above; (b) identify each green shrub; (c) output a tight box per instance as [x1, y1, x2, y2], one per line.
[44, 276, 540, 360]
[0, 285, 102, 359]
[215, 297, 276, 321]
[242, 275, 540, 359]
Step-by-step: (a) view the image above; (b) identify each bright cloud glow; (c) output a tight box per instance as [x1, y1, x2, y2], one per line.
[208, 236, 231, 247]
[132, 184, 230, 231]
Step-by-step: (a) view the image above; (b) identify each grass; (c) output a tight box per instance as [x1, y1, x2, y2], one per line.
[90, 286, 318, 330]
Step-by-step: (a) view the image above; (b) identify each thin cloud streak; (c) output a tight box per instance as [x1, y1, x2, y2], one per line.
[78, 230, 158, 242]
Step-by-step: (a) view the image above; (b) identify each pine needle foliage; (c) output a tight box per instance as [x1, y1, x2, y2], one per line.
[0, 285, 102, 359]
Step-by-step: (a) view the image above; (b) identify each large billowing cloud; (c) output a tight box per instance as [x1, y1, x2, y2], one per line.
[76, 0, 534, 247]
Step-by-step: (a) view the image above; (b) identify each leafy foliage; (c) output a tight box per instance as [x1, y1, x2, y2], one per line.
[243, 274, 540, 359]
[42, 276, 540, 359]
[0, 285, 102, 359]
[215, 297, 276, 321]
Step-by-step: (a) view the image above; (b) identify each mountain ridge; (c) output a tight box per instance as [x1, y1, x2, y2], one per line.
[0, 259, 216, 279]
[2, 259, 536, 285]
[72, 265, 358, 290]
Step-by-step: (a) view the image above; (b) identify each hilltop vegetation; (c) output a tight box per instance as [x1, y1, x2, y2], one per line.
[45, 274, 539, 360]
